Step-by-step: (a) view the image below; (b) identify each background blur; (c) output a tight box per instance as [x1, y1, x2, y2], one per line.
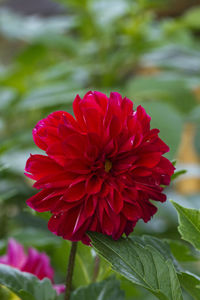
[0, 0, 200, 299]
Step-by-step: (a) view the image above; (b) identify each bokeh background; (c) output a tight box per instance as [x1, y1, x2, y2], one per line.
[0, 0, 200, 299]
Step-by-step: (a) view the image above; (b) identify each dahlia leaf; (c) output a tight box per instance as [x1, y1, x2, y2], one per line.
[135, 236, 200, 299]
[178, 272, 200, 300]
[88, 232, 183, 300]
[172, 201, 200, 251]
[71, 277, 125, 300]
[127, 235, 183, 274]
[0, 264, 57, 300]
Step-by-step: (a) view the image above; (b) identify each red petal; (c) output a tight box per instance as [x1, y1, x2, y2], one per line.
[139, 198, 157, 222]
[114, 155, 137, 171]
[132, 167, 152, 177]
[121, 97, 133, 118]
[84, 196, 97, 217]
[26, 189, 63, 212]
[64, 159, 90, 174]
[124, 220, 137, 236]
[47, 143, 67, 166]
[25, 154, 63, 180]
[82, 107, 103, 134]
[33, 125, 48, 150]
[122, 202, 140, 221]
[64, 181, 86, 202]
[136, 105, 151, 133]
[113, 214, 127, 239]
[107, 189, 123, 214]
[86, 175, 102, 194]
[33, 172, 77, 189]
[73, 95, 87, 130]
[136, 152, 161, 168]
[62, 134, 86, 159]
[33, 111, 70, 150]
[109, 115, 121, 138]
[102, 211, 114, 235]
[58, 123, 78, 140]
[156, 157, 175, 176]
[48, 206, 89, 241]
[93, 91, 108, 112]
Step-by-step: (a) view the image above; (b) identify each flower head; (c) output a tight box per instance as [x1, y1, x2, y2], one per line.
[25, 91, 175, 244]
[0, 239, 65, 294]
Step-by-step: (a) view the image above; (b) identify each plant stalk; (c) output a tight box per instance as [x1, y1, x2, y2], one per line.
[92, 255, 100, 282]
[64, 241, 78, 300]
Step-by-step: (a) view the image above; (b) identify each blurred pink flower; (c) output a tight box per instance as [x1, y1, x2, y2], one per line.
[0, 238, 65, 294]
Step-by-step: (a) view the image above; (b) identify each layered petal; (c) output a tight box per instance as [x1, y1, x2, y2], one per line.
[25, 91, 174, 244]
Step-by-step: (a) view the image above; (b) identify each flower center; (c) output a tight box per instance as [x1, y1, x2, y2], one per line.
[105, 159, 112, 172]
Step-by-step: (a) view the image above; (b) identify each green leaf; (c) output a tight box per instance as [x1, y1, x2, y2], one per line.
[187, 105, 200, 123]
[178, 272, 200, 300]
[136, 102, 183, 159]
[88, 232, 183, 300]
[17, 83, 87, 110]
[183, 6, 200, 30]
[71, 277, 125, 300]
[74, 242, 96, 286]
[171, 170, 187, 181]
[0, 88, 17, 109]
[142, 45, 200, 74]
[0, 264, 57, 300]
[11, 227, 61, 248]
[131, 235, 177, 267]
[89, 0, 128, 26]
[0, 285, 15, 300]
[0, 10, 75, 42]
[171, 201, 200, 251]
[126, 75, 196, 114]
[168, 240, 197, 262]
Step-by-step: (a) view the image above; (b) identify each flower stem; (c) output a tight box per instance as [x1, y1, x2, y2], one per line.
[64, 242, 78, 300]
[92, 255, 100, 282]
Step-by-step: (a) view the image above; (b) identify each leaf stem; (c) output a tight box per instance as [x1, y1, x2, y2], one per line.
[64, 242, 78, 300]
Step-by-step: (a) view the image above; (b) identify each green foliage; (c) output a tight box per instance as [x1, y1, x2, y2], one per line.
[71, 277, 125, 300]
[188, 105, 200, 124]
[0, 1, 200, 299]
[138, 102, 183, 159]
[17, 83, 83, 110]
[10, 227, 61, 248]
[172, 201, 200, 251]
[0, 285, 15, 300]
[168, 240, 197, 262]
[171, 170, 187, 181]
[178, 272, 200, 300]
[182, 6, 200, 30]
[89, 232, 183, 300]
[0, 264, 57, 300]
[126, 75, 197, 114]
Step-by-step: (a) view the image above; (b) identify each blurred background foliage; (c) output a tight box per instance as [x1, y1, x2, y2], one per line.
[0, 0, 200, 299]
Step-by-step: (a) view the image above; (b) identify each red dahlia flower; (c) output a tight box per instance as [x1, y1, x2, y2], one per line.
[25, 91, 175, 244]
[0, 239, 65, 294]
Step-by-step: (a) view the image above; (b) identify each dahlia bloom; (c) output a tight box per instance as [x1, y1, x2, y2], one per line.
[0, 239, 65, 294]
[25, 91, 174, 244]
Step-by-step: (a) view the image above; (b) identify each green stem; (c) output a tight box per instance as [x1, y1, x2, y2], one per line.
[64, 242, 78, 300]
[92, 255, 100, 282]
